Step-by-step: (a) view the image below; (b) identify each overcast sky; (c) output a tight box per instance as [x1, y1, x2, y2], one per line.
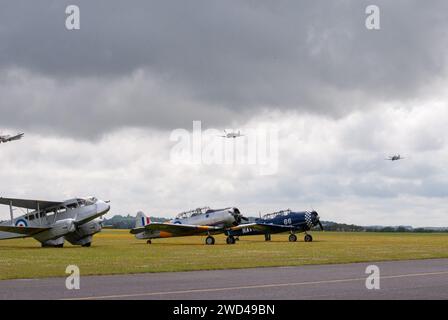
[0, 1, 447, 226]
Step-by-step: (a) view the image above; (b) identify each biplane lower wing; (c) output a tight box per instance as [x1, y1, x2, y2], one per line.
[0, 225, 50, 236]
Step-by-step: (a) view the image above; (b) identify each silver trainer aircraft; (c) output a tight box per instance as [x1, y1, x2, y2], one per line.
[0, 196, 110, 247]
[0, 132, 24, 144]
[131, 207, 248, 245]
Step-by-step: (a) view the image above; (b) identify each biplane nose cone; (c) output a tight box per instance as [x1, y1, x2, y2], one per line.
[96, 200, 111, 215]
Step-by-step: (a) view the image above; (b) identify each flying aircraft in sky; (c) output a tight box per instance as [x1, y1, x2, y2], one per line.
[226, 209, 323, 244]
[219, 130, 244, 138]
[0, 196, 110, 247]
[385, 154, 404, 161]
[131, 207, 249, 245]
[0, 132, 24, 144]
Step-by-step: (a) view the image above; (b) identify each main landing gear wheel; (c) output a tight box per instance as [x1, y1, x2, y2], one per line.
[41, 243, 64, 248]
[205, 236, 215, 245]
[226, 236, 236, 244]
[82, 242, 91, 247]
[146, 240, 152, 244]
[288, 234, 297, 242]
[304, 234, 313, 242]
[265, 233, 271, 241]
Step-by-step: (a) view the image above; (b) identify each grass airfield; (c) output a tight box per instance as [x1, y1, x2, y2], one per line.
[0, 230, 448, 280]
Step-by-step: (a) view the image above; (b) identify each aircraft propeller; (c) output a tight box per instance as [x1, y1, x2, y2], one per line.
[311, 210, 324, 231]
[231, 208, 249, 225]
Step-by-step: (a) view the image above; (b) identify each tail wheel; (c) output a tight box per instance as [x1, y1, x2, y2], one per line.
[226, 236, 236, 245]
[82, 242, 91, 247]
[288, 234, 297, 242]
[304, 234, 313, 242]
[205, 236, 215, 245]
[146, 240, 152, 244]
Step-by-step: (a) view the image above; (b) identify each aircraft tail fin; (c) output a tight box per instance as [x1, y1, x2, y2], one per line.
[135, 211, 151, 228]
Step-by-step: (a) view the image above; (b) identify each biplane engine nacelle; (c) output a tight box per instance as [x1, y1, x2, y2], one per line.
[65, 220, 102, 246]
[53, 218, 76, 234]
[45, 218, 76, 239]
[77, 220, 102, 237]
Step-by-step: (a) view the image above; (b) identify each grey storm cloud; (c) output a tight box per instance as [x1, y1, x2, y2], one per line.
[0, 0, 448, 137]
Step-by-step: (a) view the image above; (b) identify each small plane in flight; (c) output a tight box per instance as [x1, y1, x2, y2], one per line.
[226, 209, 323, 244]
[0, 196, 110, 247]
[131, 207, 249, 245]
[385, 154, 405, 161]
[0, 132, 24, 144]
[219, 130, 244, 139]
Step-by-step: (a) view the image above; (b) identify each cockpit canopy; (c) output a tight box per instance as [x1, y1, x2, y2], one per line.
[64, 197, 98, 209]
[82, 197, 98, 205]
[175, 207, 210, 219]
[261, 209, 291, 220]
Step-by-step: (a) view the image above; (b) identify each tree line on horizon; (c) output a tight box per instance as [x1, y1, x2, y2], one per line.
[102, 215, 448, 233]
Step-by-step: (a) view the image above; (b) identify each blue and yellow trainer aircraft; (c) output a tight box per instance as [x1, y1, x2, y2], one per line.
[225, 209, 323, 244]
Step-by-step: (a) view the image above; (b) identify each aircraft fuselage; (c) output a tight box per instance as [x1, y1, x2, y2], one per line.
[228, 211, 316, 237]
[0, 197, 110, 247]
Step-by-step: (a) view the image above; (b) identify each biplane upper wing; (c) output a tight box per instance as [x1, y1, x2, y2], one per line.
[0, 197, 63, 210]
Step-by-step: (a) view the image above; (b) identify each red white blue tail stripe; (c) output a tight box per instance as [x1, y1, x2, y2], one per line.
[141, 216, 151, 226]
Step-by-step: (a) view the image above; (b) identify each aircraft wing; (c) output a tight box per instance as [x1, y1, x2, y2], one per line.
[0, 225, 50, 236]
[0, 197, 63, 210]
[231, 222, 297, 233]
[6, 133, 24, 141]
[130, 223, 223, 235]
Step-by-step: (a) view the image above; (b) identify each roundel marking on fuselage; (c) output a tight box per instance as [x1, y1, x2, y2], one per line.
[15, 219, 28, 227]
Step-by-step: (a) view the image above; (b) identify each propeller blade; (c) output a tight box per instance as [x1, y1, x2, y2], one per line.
[230, 208, 248, 225]
[318, 221, 324, 231]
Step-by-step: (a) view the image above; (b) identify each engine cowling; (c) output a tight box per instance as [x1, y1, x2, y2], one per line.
[65, 220, 102, 246]
[53, 218, 76, 234]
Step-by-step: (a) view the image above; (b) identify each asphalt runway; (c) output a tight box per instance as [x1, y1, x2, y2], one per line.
[1, 259, 448, 300]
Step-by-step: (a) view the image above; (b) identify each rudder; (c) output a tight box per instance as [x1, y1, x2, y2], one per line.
[135, 211, 151, 228]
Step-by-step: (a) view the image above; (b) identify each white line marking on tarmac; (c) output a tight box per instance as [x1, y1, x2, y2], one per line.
[62, 270, 448, 300]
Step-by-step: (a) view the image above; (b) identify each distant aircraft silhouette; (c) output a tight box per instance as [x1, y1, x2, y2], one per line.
[385, 154, 404, 161]
[0, 132, 24, 144]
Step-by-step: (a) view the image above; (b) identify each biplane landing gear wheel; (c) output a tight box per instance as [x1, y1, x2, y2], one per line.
[205, 236, 215, 245]
[265, 233, 271, 241]
[146, 240, 152, 244]
[41, 243, 63, 248]
[288, 234, 297, 242]
[82, 242, 91, 247]
[226, 236, 236, 244]
[304, 234, 313, 242]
